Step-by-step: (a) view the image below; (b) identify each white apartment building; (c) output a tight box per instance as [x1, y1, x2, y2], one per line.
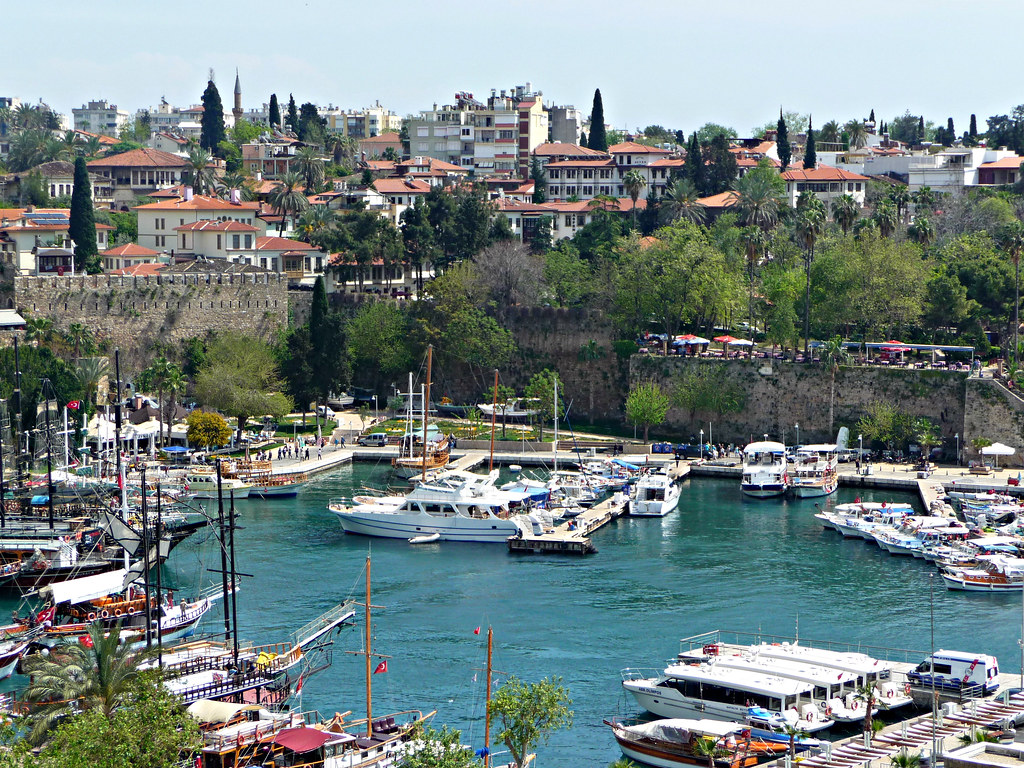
[320, 103, 402, 138]
[134, 193, 265, 252]
[405, 85, 548, 178]
[543, 142, 682, 201]
[73, 100, 131, 137]
[780, 164, 869, 207]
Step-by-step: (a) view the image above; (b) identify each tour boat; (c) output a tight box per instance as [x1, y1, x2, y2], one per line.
[869, 517, 966, 556]
[941, 554, 1024, 591]
[393, 361, 452, 479]
[185, 469, 252, 500]
[606, 717, 777, 768]
[223, 460, 307, 498]
[630, 470, 681, 517]
[740, 442, 788, 498]
[621, 661, 835, 732]
[328, 470, 540, 543]
[476, 398, 540, 422]
[788, 445, 838, 498]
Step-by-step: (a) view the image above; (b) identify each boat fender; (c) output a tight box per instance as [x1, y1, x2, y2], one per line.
[100, 610, 110, 619]
[237, 732, 244, 747]
[87, 612, 96, 621]
[904, 682, 911, 696]
[255, 726, 262, 740]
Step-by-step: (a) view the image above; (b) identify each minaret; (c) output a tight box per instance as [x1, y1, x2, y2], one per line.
[232, 69, 243, 121]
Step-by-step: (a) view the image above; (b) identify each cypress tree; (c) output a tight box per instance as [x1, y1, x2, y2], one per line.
[803, 117, 816, 169]
[68, 157, 98, 273]
[947, 117, 955, 136]
[917, 115, 925, 143]
[869, 108, 875, 123]
[776, 109, 791, 171]
[685, 133, 706, 195]
[200, 79, 226, 156]
[587, 89, 607, 152]
[310, 274, 328, 335]
[269, 94, 281, 128]
[286, 94, 298, 132]
[674, 129, 685, 146]
[580, 131, 587, 147]
[970, 114, 978, 137]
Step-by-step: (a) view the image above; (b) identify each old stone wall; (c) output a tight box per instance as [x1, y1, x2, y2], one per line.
[630, 356, 969, 450]
[13, 273, 289, 368]
[964, 378, 1024, 464]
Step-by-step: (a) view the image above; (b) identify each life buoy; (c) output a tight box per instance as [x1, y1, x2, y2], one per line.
[100, 610, 110, 619]
[255, 726, 262, 740]
[113, 609, 123, 618]
[126, 608, 136, 616]
[886, 689, 894, 699]
[805, 712, 814, 722]
[237, 732, 244, 747]
[87, 612, 97, 621]
[851, 700, 859, 711]
[825, 706, 833, 717]
[904, 682, 912, 696]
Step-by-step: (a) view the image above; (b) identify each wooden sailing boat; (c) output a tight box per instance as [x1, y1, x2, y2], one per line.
[392, 345, 451, 479]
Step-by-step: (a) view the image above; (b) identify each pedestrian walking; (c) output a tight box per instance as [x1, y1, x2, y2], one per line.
[317, 447, 322, 461]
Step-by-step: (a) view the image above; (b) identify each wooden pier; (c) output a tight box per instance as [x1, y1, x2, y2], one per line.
[507, 493, 629, 556]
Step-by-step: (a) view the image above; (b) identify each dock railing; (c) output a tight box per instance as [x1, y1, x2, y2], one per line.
[679, 629, 931, 665]
[289, 600, 357, 649]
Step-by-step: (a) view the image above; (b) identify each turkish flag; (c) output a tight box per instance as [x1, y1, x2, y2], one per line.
[474, 627, 481, 635]
[79, 634, 94, 648]
[373, 660, 387, 674]
[66, 401, 81, 411]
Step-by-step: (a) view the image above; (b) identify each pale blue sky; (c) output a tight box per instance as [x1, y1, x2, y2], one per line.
[10, 0, 1023, 137]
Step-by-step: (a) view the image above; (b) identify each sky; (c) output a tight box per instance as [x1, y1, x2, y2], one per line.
[7, 0, 1024, 138]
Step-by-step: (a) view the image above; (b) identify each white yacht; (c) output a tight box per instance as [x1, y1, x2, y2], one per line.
[621, 661, 834, 732]
[184, 469, 252, 500]
[741, 441, 788, 499]
[789, 444, 838, 498]
[816, 502, 913, 538]
[630, 470, 681, 517]
[328, 470, 539, 543]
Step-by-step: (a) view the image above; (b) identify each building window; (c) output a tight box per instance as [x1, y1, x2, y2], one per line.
[217, 235, 222, 250]
[232, 234, 240, 249]
[583, 186, 593, 196]
[245, 234, 252, 248]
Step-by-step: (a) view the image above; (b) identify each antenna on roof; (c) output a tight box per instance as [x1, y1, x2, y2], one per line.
[208, 67, 215, 83]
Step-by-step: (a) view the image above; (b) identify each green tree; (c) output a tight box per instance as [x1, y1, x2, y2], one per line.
[269, 171, 309, 236]
[143, 355, 177, 447]
[68, 157, 99, 273]
[186, 409, 231, 449]
[308, 276, 350, 420]
[684, 133, 706, 196]
[794, 193, 827, 354]
[853, 682, 878, 740]
[64, 322, 94, 358]
[346, 301, 415, 385]
[0, 339, 84, 430]
[741, 226, 767, 335]
[542, 246, 593, 307]
[530, 157, 547, 204]
[74, 356, 109, 416]
[908, 215, 934, 248]
[489, 676, 573, 768]
[776, 109, 791, 171]
[819, 335, 850, 433]
[185, 146, 214, 195]
[873, 199, 898, 237]
[626, 380, 670, 442]
[588, 89, 607, 152]
[831, 194, 859, 235]
[401, 723, 481, 768]
[24, 315, 55, 348]
[733, 161, 785, 230]
[996, 221, 1024, 362]
[269, 93, 281, 127]
[803, 116, 817, 169]
[286, 94, 298, 131]
[663, 178, 706, 225]
[193, 332, 292, 438]
[297, 102, 327, 145]
[690, 735, 728, 768]
[695, 123, 738, 144]
[704, 134, 739, 196]
[524, 369, 563, 442]
[623, 169, 646, 228]
[295, 146, 325, 192]
[200, 79, 226, 157]
[888, 185, 910, 224]
[21, 621, 156, 744]
[278, 325, 316, 419]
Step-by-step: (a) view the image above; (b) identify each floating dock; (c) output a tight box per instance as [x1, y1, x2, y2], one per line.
[507, 493, 629, 556]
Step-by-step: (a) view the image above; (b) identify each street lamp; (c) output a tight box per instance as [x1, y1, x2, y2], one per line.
[699, 429, 704, 461]
[955, 433, 960, 466]
[795, 423, 800, 447]
[372, 395, 378, 424]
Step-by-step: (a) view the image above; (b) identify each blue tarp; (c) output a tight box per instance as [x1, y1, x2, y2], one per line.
[30, 495, 48, 506]
[612, 459, 640, 471]
[162, 446, 189, 453]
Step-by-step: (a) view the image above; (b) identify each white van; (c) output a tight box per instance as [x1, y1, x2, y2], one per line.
[357, 433, 389, 447]
[907, 650, 1000, 694]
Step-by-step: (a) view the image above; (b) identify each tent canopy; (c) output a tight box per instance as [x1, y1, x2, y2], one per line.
[187, 699, 264, 724]
[274, 727, 333, 753]
[40, 568, 130, 605]
[981, 442, 1016, 456]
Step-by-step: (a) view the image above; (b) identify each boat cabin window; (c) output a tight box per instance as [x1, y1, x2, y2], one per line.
[424, 504, 456, 517]
[661, 679, 779, 710]
[813, 686, 828, 699]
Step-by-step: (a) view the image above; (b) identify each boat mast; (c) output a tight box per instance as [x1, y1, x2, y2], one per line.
[489, 370, 498, 472]
[365, 554, 373, 737]
[140, 464, 152, 648]
[155, 482, 163, 666]
[485, 626, 493, 768]
[12, 336, 23, 490]
[422, 344, 432, 482]
[114, 350, 127, 515]
[406, 372, 413, 461]
[552, 378, 558, 474]
[42, 379, 54, 530]
[228, 489, 239, 665]
[216, 460, 230, 642]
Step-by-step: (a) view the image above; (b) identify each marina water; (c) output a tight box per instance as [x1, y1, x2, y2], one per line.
[14, 464, 1024, 766]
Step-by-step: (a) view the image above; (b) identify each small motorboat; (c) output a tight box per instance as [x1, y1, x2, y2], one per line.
[408, 533, 441, 545]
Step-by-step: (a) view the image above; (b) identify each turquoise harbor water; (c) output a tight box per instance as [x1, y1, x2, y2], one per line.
[28, 465, 1024, 766]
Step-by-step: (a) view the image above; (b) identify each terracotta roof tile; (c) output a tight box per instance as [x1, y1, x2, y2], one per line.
[105, 242, 161, 257]
[87, 147, 191, 169]
[608, 141, 672, 155]
[371, 178, 431, 194]
[979, 156, 1024, 169]
[532, 142, 608, 158]
[109, 263, 165, 276]
[134, 195, 261, 212]
[254, 236, 316, 251]
[174, 220, 259, 232]
[780, 164, 869, 182]
[697, 191, 740, 208]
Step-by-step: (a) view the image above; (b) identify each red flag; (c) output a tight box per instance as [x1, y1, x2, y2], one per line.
[66, 401, 81, 411]
[473, 627, 481, 635]
[36, 606, 56, 625]
[79, 634, 94, 648]
[374, 660, 387, 674]
[294, 674, 304, 695]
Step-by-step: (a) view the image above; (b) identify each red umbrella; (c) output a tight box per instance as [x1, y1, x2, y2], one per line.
[713, 335, 739, 344]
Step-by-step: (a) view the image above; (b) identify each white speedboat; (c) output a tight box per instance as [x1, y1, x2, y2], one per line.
[328, 470, 540, 543]
[741, 441, 788, 498]
[788, 445, 838, 498]
[630, 471, 680, 517]
[185, 470, 252, 500]
[622, 661, 834, 732]
[476, 399, 539, 422]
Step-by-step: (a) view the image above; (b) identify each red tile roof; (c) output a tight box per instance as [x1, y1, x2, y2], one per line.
[109, 263, 165, 276]
[697, 191, 740, 209]
[780, 164, 869, 182]
[398, 157, 465, 173]
[532, 142, 608, 158]
[105, 242, 161, 257]
[74, 130, 118, 145]
[254, 236, 316, 251]
[544, 159, 614, 168]
[978, 156, 1024, 169]
[544, 197, 646, 213]
[371, 178, 431, 194]
[149, 184, 189, 198]
[363, 160, 396, 172]
[649, 158, 686, 168]
[88, 147, 191, 169]
[174, 220, 259, 232]
[134, 195, 261, 212]
[361, 132, 401, 144]
[608, 142, 672, 155]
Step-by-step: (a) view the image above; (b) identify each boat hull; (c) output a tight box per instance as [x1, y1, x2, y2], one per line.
[331, 508, 525, 544]
[247, 482, 304, 498]
[190, 487, 251, 500]
[741, 484, 787, 499]
[942, 573, 1024, 591]
[790, 481, 837, 498]
[631, 487, 681, 517]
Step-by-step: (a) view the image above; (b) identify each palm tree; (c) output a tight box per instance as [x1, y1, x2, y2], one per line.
[162, 366, 186, 446]
[831, 194, 859, 235]
[269, 171, 310, 236]
[64, 322, 94, 358]
[185, 146, 215, 195]
[623, 169, 647, 229]
[820, 335, 851, 432]
[24, 316, 54, 347]
[690, 735, 725, 768]
[845, 119, 868, 148]
[58, 130, 81, 158]
[996, 221, 1024, 363]
[81, 135, 103, 159]
[873, 200, 898, 237]
[145, 356, 176, 448]
[912, 186, 936, 214]
[819, 120, 840, 144]
[853, 682, 878, 742]
[888, 185, 911, 223]
[853, 217, 877, 239]
[908, 216, 935, 248]
[890, 752, 922, 768]
[733, 171, 785, 230]
[782, 722, 809, 759]
[741, 226, 767, 343]
[330, 135, 358, 165]
[74, 357, 109, 415]
[609, 760, 638, 768]
[794, 193, 827, 355]
[295, 147, 325, 192]
[663, 178, 706, 224]
[297, 205, 336, 243]
[217, 172, 255, 201]
[21, 621, 155, 744]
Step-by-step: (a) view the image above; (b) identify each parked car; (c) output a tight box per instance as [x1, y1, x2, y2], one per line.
[317, 405, 337, 418]
[357, 433, 389, 447]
